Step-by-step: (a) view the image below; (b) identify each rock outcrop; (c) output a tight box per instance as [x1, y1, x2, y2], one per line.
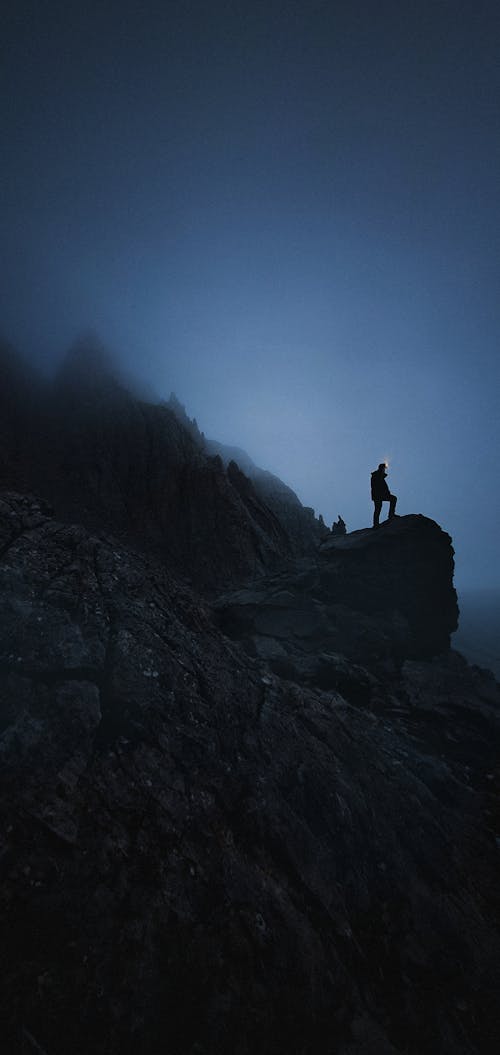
[205, 437, 323, 554]
[215, 516, 459, 690]
[1, 492, 499, 1055]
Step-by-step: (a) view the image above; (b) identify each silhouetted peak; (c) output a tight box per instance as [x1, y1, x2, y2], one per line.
[55, 337, 127, 401]
[205, 437, 324, 550]
[205, 438, 256, 476]
[167, 392, 203, 443]
[168, 391, 187, 416]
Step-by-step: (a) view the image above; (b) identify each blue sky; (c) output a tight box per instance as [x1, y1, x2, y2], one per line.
[2, 0, 500, 587]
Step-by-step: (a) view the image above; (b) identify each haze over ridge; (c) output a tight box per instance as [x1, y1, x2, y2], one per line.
[2, 0, 499, 588]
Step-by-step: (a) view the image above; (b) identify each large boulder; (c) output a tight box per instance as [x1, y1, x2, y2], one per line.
[215, 516, 459, 684]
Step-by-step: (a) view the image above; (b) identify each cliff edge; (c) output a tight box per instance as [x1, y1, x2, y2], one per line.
[215, 515, 459, 691]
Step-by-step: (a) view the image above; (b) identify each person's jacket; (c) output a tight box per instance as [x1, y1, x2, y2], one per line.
[371, 468, 390, 500]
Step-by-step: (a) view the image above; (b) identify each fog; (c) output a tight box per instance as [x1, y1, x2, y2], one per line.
[2, 1, 500, 589]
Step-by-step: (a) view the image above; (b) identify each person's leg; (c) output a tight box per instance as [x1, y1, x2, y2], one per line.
[373, 499, 382, 527]
[388, 494, 397, 518]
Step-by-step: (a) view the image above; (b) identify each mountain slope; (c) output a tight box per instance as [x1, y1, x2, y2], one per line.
[0, 345, 319, 590]
[205, 435, 324, 552]
[0, 491, 499, 1055]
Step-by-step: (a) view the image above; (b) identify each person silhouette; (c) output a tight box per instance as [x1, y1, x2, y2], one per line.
[332, 515, 347, 536]
[371, 463, 397, 528]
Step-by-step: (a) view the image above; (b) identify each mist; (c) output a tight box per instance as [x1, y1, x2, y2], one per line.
[2, 0, 500, 589]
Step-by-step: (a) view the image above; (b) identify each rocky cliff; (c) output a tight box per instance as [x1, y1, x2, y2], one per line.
[0, 491, 499, 1055]
[0, 343, 320, 591]
[205, 436, 323, 554]
[215, 515, 459, 684]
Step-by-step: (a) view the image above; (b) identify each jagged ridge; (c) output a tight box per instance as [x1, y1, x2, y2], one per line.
[0, 342, 322, 590]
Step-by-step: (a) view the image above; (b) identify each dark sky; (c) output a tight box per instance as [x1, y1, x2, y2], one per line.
[2, 0, 500, 588]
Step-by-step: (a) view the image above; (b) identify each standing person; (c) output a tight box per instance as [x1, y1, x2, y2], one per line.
[371, 463, 397, 528]
[332, 515, 347, 536]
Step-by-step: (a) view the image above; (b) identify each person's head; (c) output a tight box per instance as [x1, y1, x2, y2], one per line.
[378, 462, 387, 472]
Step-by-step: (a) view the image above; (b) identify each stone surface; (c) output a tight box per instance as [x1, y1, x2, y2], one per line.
[215, 516, 459, 684]
[0, 493, 499, 1055]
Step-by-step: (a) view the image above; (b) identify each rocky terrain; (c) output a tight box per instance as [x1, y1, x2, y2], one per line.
[204, 435, 322, 555]
[215, 515, 459, 679]
[0, 488, 499, 1055]
[0, 343, 499, 1054]
[0, 342, 322, 592]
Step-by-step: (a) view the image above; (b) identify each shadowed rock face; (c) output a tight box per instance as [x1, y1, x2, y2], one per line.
[0, 345, 321, 592]
[1, 493, 499, 1055]
[205, 436, 323, 554]
[318, 518, 459, 654]
[215, 516, 459, 683]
